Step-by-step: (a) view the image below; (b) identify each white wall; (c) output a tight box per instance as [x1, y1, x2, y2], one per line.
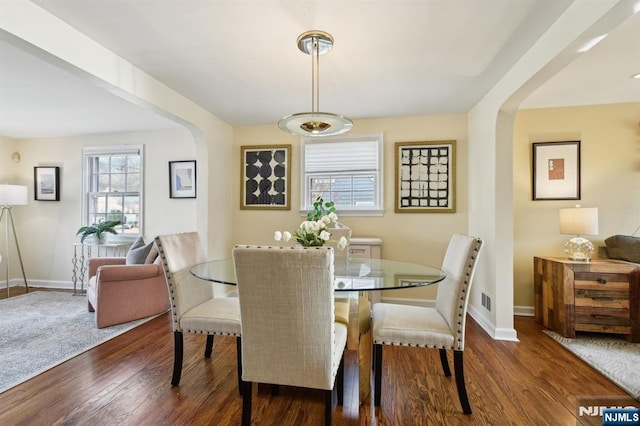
[0, 136, 23, 286]
[0, 136, 19, 181]
[9, 128, 196, 288]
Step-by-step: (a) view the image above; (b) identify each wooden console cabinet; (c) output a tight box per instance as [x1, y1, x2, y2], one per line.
[534, 256, 640, 342]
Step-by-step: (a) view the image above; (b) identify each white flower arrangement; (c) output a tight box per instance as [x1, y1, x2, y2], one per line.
[274, 197, 348, 250]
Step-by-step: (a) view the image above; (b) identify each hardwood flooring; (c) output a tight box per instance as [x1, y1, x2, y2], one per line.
[0, 288, 631, 425]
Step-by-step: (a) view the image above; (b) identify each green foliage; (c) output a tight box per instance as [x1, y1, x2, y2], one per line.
[293, 226, 328, 247]
[306, 197, 336, 222]
[76, 220, 121, 243]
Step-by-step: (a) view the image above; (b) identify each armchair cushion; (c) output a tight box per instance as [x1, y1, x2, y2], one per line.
[604, 235, 640, 264]
[126, 236, 155, 264]
[144, 243, 159, 264]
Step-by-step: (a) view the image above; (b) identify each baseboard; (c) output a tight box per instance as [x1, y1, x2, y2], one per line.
[514, 305, 534, 317]
[6, 279, 73, 291]
[468, 304, 495, 335]
[494, 327, 519, 342]
[468, 305, 520, 342]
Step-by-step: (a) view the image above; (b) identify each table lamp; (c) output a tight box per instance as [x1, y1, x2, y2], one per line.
[559, 205, 598, 261]
[0, 183, 29, 296]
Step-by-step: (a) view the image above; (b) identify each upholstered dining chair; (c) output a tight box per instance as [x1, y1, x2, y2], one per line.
[232, 245, 348, 426]
[155, 232, 242, 392]
[372, 233, 483, 414]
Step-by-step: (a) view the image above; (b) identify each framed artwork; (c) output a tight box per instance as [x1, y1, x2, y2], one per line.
[34, 166, 60, 201]
[241, 145, 291, 210]
[532, 141, 580, 200]
[169, 160, 196, 199]
[395, 140, 456, 213]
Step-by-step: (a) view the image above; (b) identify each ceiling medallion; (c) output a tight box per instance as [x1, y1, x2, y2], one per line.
[278, 31, 353, 137]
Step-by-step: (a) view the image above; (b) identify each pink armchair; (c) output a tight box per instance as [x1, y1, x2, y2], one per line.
[87, 255, 169, 328]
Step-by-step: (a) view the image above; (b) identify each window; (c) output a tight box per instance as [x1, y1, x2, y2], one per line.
[82, 145, 144, 239]
[301, 134, 383, 216]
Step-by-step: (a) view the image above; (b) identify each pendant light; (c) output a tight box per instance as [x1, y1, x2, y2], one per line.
[278, 31, 353, 137]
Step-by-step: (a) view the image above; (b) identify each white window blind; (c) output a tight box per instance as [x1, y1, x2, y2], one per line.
[305, 140, 379, 173]
[301, 134, 383, 216]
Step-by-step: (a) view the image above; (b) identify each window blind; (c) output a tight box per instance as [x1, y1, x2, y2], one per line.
[305, 140, 378, 173]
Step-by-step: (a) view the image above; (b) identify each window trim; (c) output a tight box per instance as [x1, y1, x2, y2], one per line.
[81, 144, 144, 242]
[300, 133, 384, 217]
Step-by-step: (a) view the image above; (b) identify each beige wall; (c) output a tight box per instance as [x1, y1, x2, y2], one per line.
[513, 102, 640, 310]
[232, 113, 469, 302]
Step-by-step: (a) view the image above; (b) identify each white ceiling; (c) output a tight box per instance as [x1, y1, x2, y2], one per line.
[0, 0, 638, 140]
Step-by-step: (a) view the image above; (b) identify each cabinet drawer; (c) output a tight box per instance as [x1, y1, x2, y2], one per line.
[575, 292, 629, 308]
[575, 305, 630, 330]
[574, 271, 630, 288]
[349, 245, 371, 258]
[575, 322, 631, 334]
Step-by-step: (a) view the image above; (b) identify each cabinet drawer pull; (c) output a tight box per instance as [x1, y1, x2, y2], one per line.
[596, 278, 607, 284]
[590, 314, 613, 319]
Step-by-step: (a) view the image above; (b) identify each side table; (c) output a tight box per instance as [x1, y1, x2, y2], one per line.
[72, 243, 131, 295]
[533, 256, 640, 342]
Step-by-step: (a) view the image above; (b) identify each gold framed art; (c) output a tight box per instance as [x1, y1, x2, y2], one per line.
[240, 145, 291, 210]
[395, 140, 456, 213]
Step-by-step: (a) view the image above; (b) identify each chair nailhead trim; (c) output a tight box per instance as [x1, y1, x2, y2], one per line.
[374, 341, 454, 350]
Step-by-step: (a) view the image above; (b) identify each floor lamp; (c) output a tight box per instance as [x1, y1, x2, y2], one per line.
[0, 184, 29, 297]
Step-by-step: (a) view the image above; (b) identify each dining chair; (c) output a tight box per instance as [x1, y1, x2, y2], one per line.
[372, 233, 483, 414]
[232, 245, 348, 426]
[155, 232, 242, 392]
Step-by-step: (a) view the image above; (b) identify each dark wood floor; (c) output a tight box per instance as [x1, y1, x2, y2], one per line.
[0, 287, 631, 425]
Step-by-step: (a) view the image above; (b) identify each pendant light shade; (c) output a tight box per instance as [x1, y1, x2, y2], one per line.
[278, 31, 353, 137]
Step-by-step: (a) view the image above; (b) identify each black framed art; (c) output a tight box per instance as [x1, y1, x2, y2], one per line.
[395, 140, 456, 213]
[34, 166, 60, 201]
[241, 145, 291, 210]
[169, 160, 196, 198]
[532, 141, 580, 200]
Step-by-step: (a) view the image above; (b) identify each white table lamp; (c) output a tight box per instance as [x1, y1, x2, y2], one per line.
[559, 205, 598, 261]
[0, 184, 29, 296]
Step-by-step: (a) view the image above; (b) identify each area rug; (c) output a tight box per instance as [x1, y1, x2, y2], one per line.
[0, 291, 158, 394]
[543, 329, 640, 400]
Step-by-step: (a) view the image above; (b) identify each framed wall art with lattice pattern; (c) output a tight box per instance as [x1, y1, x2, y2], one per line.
[395, 140, 456, 213]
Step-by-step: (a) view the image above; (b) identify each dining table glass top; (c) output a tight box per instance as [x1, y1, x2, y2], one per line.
[190, 257, 446, 291]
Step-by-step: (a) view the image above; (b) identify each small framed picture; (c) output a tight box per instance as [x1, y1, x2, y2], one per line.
[169, 160, 196, 199]
[34, 166, 60, 201]
[241, 145, 291, 210]
[532, 141, 580, 200]
[395, 140, 456, 213]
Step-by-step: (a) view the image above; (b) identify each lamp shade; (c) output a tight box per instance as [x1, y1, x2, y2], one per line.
[278, 112, 353, 137]
[0, 184, 28, 206]
[559, 206, 598, 235]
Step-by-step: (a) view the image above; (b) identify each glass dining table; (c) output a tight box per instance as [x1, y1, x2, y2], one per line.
[190, 256, 446, 407]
